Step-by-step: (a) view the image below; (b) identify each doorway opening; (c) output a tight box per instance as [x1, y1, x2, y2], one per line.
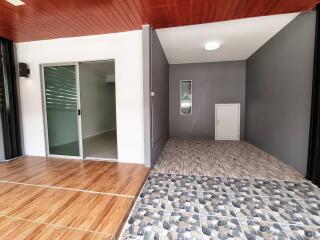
[41, 60, 117, 161]
[80, 61, 117, 160]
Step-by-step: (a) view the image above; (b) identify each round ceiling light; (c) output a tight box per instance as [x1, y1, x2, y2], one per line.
[204, 41, 220, 51]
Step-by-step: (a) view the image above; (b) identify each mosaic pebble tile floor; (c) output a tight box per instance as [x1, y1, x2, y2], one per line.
[153, 139, 304, 181]
[121, 173, 320, 240]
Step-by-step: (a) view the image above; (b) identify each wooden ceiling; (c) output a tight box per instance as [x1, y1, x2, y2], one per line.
[0, 0, 318, 42]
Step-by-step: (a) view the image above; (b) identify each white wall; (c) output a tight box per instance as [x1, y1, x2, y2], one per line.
[16, 30, 144, 164]
[79, 62, 116, 138]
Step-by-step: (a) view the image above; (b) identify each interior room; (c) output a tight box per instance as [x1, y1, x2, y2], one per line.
[126, 11, 320, 239]
[0, 1, 320, 239]
[148, 12, 315, 179]
[42, 60, 117, 160]
[80, 60, 117, 160]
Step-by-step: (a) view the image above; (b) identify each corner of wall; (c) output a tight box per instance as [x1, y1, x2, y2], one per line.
[142, 25, 151, 168]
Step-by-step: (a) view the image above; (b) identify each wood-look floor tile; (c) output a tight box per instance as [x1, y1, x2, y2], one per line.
[0, 216, 111, 240]
[0, 182, 133, 236]
[0, 156, 149, 196]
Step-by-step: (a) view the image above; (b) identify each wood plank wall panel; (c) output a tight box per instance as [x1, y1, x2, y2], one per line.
[0, 0, 318, 42]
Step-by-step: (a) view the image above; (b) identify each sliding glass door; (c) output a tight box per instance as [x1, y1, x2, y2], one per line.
[42, 64, 82, 158]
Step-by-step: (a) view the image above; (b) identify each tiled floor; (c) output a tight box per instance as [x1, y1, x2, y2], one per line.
[121, 139, 318, 239]
[154, 139, 304, 180]
[84, 130, 117, 159]
[0, 156, 149, 239]
[121, 173, 320, 239]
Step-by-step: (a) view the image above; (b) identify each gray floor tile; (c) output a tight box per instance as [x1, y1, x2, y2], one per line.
[166, 189, 199, 213]
[122, 207, 164, 240]
[250, 179, 293, 198]
[162, 211, 202, 240]
[229, 194, 278, 222]
[240, 220, 288, 240]
[201, 215, 245, 239]
[297, 199, 320, 226]
[146, 173, 171, 189]
[198, 192, 236, 218]
[282, 224, 320, 240]
[279, 181, 320, 200]
[169, 174, 198, 190]
[263, 197, 320, 226]
[223, 178, 259, 195]
[122, 172, 320, 239]
[137, 186, 168, 210]
[196, 176, 226, 193]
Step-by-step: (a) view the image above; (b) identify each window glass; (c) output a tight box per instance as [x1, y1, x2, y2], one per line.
[180, 80, 192, 115]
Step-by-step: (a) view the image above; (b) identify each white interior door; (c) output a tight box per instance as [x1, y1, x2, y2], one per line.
[215, 104, 240, 140]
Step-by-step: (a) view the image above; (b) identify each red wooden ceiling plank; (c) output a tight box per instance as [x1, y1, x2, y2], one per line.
[0, 0, 319, 42]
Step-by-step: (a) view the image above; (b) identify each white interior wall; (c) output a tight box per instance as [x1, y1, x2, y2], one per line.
[16, 30, 144, 164]
[79, 62, 116, 139]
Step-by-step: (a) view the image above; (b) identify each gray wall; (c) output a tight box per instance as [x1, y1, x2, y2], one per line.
[245, 12, 316, 176]
[169, 61, 246, 138]
[150, 29, 169, 165]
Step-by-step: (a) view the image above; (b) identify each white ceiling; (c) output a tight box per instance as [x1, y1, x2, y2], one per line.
[156, 13, 299, 64]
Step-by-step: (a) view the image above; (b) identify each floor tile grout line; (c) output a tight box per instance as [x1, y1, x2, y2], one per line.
[128, 200, 319, 236]
[262, 195, 320, 227]
[151, 170, 307, 183]
[222, 179, 247, 239]
[146, 174, 319, 201]
[225, 182, 319, 226]
[124, 172, 320, 239]
[130, 204, 295, 225]
[193, 187, 204, 240]
[129, 175, 204, 239]
[155, 175, 318, 196]
[226, 187, 320, 227]
[0, 179, 134, 198]
[161, 177, 169, 240]
[224, 185, 314, 235]
[198, 208, 204, 239]
[0, 213, 111, 236]
[259, 194, 284, 226]
[294, 197, 319, 222]
[278, 221, 291, 239]
[118, 171, 155, 239]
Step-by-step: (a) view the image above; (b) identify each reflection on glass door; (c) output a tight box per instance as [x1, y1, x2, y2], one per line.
[42, 65, 81, 157]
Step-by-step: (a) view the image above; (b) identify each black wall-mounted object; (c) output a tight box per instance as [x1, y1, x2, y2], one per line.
[18, 62, 30, 78]
[307, 4, 320, 187]
[0, 37, 22, 160]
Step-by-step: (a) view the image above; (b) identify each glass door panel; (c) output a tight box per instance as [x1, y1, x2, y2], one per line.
[43, 65, 80, 157]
